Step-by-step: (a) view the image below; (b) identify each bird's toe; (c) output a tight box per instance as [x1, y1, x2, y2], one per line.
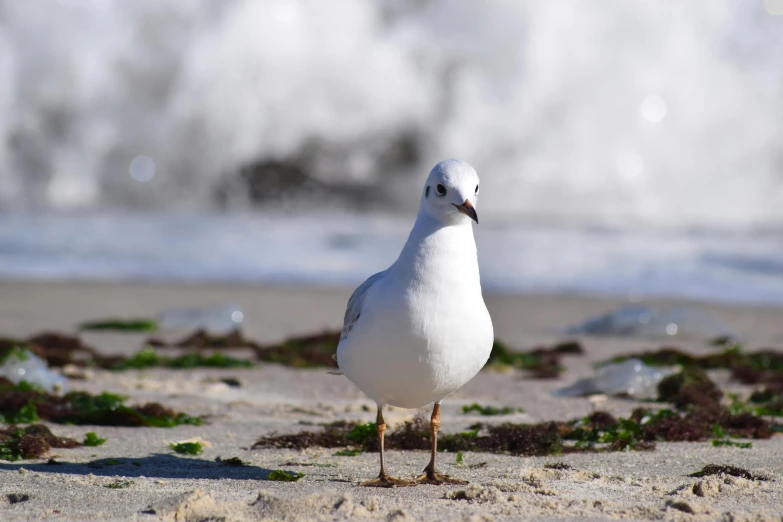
[360, 475, 416, 488]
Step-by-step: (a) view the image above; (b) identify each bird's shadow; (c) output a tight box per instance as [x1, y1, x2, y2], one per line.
[0, 454, 279, 480]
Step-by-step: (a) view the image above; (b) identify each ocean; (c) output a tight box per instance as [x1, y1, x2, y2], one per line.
[0, 211, 781, 305]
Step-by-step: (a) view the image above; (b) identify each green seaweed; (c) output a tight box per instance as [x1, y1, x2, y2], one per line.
[83, 432, 107, 447]
[0, 424, 80, 461]
[462, 403, 523, 416]
[104, 480, 134, 489]
[0, 377, 202, 428]
[170, 442, 203, 455]
[711, 439, 752, 448]
[488, 341, 542, 368]
[255, 331, 340, 368]
[727, 392, 783, 417]
[486, 340, 582, 378]
[0, 344, 31, 365]
[604, 345, 783, 373]
[110, 347, 252, 370]
[347, 423, 376, 445]
[0, 400, 40, 424]
[266, 470, 305, 481]
[80, 319, 158, 332]
[252, 368, 776, 458]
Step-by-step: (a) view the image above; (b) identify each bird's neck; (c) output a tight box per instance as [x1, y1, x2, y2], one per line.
[393, 211, 478, 279]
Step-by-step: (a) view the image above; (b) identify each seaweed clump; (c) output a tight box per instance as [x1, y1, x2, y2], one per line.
[80, 319, 157, 332]
[688, 464, 770, 481]
[254, 331, 341, 368]
[0, 334, 100, 368]
[7, 328, 575, 374]
[0, 424, 80, 461]
[150, 329, 341, 369]
[0, 377, 201, 427]
[487, 340, 584, 378]
[607, 345, 783, 382]
[110, 347, 252, 370]
[657, 367, 723, 411]
[255, 415, 572, 457]
[170, 442, 203, 455]
[148, 329, 254, 350]
[252, 400, 775, 458]
[462, 403, 524, 416]
[0, 332, 254, 372]
[606, 344, 783, 421]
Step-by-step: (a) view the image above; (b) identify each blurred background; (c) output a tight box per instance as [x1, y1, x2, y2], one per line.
[0, 0, 782, 303]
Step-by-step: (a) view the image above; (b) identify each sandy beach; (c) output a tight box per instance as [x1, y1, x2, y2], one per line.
[1, 280, 782, 522]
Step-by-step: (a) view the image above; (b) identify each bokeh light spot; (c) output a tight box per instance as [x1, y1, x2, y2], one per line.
[129, 155, 156, 183]
[666, 323, 678, 335]
[640, 95, 667, 123]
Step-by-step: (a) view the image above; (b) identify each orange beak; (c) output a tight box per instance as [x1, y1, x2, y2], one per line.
[452, 199, 478, 224]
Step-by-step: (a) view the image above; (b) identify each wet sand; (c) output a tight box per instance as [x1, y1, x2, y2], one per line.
[0, 280, 782, 521]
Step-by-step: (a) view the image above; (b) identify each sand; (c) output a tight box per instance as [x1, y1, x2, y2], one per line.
[0, 280, 782, 522]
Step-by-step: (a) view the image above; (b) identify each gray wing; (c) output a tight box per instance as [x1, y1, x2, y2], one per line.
[340, 270, 386, 342]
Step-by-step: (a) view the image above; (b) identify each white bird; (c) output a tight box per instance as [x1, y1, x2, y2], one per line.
[336, 159, 494, 488]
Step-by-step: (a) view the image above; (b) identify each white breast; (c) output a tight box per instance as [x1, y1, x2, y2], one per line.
[337, 223, 494, 408]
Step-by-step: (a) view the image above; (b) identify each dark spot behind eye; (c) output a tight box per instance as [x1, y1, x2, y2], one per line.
[436, 183, 447, 196]
[475, 184, 479, 194]
[425, 186, 430, 198]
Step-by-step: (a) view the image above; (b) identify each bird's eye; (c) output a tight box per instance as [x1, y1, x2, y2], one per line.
[475, 184, 479, 194]
[436, 184, 447, 196]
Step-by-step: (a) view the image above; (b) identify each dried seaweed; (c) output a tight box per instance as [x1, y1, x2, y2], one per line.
[0, 377, 201, 427]
[0, 334, 100, 368]
[487, 340, 583, 378]
[148, 329, 254, 350]
[0, 424, 80, 461]
[110, 347, 252, 370]
[254, 331, 341, 368]
[688, 464, 770, 481]
[216, 456, 248, 466]
[606, 345, 783, 375]
[253, 392, 777, 459]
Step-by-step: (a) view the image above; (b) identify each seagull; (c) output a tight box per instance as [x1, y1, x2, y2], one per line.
[336, 159, 494, 488]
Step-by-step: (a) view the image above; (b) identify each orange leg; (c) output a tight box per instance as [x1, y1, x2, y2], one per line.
[360, 405, 415, 488]
[416, 403, 468, 485]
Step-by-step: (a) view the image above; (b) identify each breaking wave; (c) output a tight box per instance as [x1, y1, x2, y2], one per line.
[1, 0, 783, 228]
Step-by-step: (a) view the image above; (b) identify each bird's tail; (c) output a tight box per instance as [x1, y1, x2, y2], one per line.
[328, 353, 343, 375]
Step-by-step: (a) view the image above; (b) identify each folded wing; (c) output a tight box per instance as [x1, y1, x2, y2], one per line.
[340, 270, 386, 343]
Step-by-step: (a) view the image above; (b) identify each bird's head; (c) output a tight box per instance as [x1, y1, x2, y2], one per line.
[419, 159, 480, 225]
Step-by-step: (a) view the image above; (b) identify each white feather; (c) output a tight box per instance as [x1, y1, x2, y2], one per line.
[336, 159, 494, 409]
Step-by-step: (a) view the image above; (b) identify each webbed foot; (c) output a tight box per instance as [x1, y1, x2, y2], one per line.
[360, 474, 416, 488]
